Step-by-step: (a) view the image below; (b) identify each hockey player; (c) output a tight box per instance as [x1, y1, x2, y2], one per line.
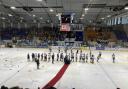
[27, 53, 30, 62]
[86, 53, 88, 63]
[79, 52, 82, 62]
[48, 53, 51, 62]
[57, 53, 59, 61]
[35, 53, 38, 60]
[64, 55, 70, 64]
[82, 53, 85, 62]
[32, 53, 35, 61]
[97, 55, 100, 63]
[99, 51, 102, 58]
[68, 53, 71, 61]
[52, 53, 55, 64]
[35, 58, 40, 69]
[38, 53, 40, 60]
[112, 53, 115, 63]
[90, 54, 95, 64]
[44, 53, 47, 61]
[71, 52, 74, 62]
[71, 49, 73, 54]
[75, 52, 78, 62]
[97, 52, 102, 62]
[76, 49, 79, 54]
[41, 53, 43, 61]
[60, 53, 64, 62]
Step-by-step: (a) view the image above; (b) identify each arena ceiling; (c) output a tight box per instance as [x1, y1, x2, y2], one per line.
[0, 0, 128, 25]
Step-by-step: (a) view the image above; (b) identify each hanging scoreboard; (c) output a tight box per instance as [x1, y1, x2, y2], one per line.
[59, 14, 83, 31]
[60, 23, 70, 31]
[60, 14, 71, 31]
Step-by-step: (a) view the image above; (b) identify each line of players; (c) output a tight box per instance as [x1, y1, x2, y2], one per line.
[27, 48, 116, 69]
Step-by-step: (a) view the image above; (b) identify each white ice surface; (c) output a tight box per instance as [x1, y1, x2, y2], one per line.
[0, 48, 128, 89]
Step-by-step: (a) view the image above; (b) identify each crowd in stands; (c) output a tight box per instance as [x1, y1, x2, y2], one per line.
[0, 27, 83, 47]
[85, 27, 128, 47]
[0, 26, 128, 48]
[0, 27, 81, 41]
[112, 29, 128, 42]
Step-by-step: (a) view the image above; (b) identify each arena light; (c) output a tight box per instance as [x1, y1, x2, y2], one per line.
[56, 14, 59, 17]
[33, 14, 36, 17]
[82, 14, 85, 17]
[36, 0, 42, 2]
[8, 14, 13, 17]
[10, 6, 16, 9]
[56, 13, 61, 17]
[49, 8, 54, 12]
[107, 15, 111, 17]
[84, 8, 89, 11]
[125, 6, 128, 10]
[1, 17, 6, 20]
[101, 18, 104, 20]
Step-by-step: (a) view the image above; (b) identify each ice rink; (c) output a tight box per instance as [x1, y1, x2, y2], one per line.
[0, 48, 128, 89]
